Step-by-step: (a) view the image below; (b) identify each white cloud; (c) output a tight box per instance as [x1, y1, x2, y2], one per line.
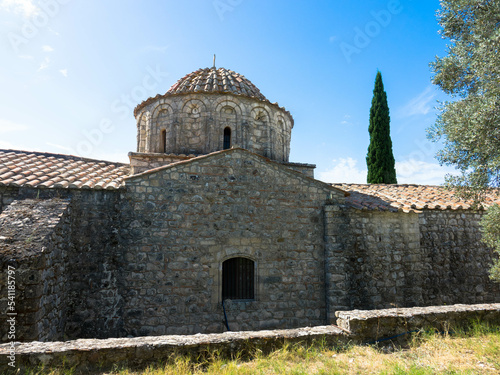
[38, 56, 50, 71]
[42, 45, 54, 52]
[340, 114, 352, 126]
[0, 0, 38, 17]
[318, 157, 367, 184]
[329, 36, 339, 43]
[0, 118, 29, 133]
[59, 68, 68, 77]
[318, 156, 460, 185]
[396, 159, 458, 185]
[18, 54, 34, 59]
[397, 86, 437, 118]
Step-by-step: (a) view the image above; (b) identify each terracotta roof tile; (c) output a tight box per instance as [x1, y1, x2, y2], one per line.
[332, 183, 500, 212]
[0, 150, 130, 191]
[133, 67, 293, 126]
[3, 149, 499, 210]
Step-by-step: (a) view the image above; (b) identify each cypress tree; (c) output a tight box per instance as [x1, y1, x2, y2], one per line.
[366, 71, 397, 184]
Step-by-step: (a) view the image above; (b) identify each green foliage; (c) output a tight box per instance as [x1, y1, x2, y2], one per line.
[366, 71, 397, 184]
[481, 204, 500, 280]
[429, 0, 500, 280]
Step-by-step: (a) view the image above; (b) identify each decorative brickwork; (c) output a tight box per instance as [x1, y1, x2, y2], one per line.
[134, 67, 293, 164]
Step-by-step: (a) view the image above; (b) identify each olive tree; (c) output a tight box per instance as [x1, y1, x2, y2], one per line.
[430, 0, 500, 280]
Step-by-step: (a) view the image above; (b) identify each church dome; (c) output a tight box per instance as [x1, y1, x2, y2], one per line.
[133, 66, 294, 163]
[134, 67, 277, 117]
[166, 67, 268, 101]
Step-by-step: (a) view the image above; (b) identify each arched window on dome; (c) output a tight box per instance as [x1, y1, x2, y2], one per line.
[160, 129, 167, 153]
[223, 127, 231, 150]
[222, 257, 255, 300]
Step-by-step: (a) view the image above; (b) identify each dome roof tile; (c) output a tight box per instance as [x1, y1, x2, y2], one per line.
[134, 66, 291, 119]
[166, 67, 268, 101]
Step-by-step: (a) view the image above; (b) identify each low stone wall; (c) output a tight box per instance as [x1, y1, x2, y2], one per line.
[0, 326, 347, 374]
[1, 303, 499, 374]
[336, 303, 500, 344]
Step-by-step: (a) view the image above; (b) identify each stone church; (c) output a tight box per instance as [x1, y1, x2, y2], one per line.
[1, 66, 499, 342]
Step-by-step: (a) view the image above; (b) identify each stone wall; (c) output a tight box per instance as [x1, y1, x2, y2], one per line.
[336, 303, 500, 344]
[419, 210, 500, 306]
[2, 303, 498, 374]
[0, 199, 70, 342]
[325, 206, 500, 321]
[136, 93, 293, 162]
[1, 325, 347, 374]
[62, 190, 125, 340]
[2, 161, 500, 342]
[121, 149, 345, 335]
[0, 190, 126, 342]
[279, 162, 316, 179]
[0, 187, 19, 214]
[128, 152, 195, 175]
[324, 207, 423, 321]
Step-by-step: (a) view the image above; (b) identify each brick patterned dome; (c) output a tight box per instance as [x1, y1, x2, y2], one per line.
[133, 65, 294, 163]
[134, 67, 274, 117]
[167, 67, 268, 101]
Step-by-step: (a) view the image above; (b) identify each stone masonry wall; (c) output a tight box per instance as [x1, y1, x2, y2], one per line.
[419, 210, 500, 306]
[0, 187, 19, 214]
[136, 93, 293, 162]
[325, 207, 500, 322]
[2, 303, 499, 374]
[121, 149, 345, 336]
[325, 207, 423, 322]
[62, 190, 125, 340]
[0, 199, 70, 342]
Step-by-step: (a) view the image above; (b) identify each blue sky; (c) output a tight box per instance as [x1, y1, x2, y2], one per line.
[0, 0, 458, 184]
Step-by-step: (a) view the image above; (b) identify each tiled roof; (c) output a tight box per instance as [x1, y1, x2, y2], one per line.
[167, 67, 267, 100]
[133, 67, 292, 119]
[332, 183, 500, 212]
[0, 150, 130, 190]
[2, 149, 499, 211]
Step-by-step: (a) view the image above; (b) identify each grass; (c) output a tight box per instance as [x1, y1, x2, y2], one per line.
[22, 323, 500, 375]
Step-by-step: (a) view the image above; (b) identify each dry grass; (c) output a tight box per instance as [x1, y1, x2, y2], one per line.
[25, 324, 500, 375]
